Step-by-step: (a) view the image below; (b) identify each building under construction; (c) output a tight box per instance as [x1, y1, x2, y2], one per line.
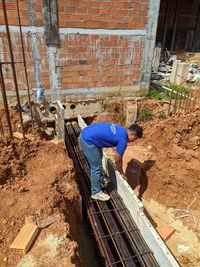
[0, 1, 200, 267]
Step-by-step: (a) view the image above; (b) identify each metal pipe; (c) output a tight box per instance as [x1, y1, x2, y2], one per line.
[170, 0, 181, 52]
[16, 0, 35, 138]
[162, 0, 171, 51]
[0, 64, 13, 138]
[2, 0, 25, 138]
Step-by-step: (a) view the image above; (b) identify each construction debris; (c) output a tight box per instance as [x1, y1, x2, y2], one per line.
[151, 53, 200, 85]
[10, 223, 39, 254]
[173, 197, 198, 229]
[188, 64, 200, 83]
[37, 214, 60, 229]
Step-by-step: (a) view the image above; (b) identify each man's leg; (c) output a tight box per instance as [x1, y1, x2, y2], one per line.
[79, 135, 110, 201]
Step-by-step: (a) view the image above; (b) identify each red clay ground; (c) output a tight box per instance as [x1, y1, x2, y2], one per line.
[0, 139, 83, 267]
[102, 93, 200, 267]
[0, 92, 200, 266]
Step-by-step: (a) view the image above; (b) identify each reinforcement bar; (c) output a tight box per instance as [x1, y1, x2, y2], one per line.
[77, 116, 180, 267]
[65, 121, 159, 267]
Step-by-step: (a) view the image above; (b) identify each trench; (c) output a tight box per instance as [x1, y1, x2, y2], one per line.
[64, 121, 159, 267]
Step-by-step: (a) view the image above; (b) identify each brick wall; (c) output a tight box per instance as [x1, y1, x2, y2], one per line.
[59, 34, 144, 90]
[0, 0, 150, 101]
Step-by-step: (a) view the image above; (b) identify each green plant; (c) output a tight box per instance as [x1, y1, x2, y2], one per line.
[169, 84, 188, 93]
[138, 108, 153, 121]
[147, 89, 171, 100]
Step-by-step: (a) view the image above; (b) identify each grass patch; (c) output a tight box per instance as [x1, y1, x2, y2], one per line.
[148, 84, 189, 100]
[169, 84, 188, 93]
[147, 89, 171, 100]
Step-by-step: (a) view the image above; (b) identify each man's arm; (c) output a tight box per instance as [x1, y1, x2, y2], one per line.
[115, 152, 126, 178]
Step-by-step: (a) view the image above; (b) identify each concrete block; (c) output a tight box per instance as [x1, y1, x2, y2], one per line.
[55, 100, 65, 139]
[170, 60, 181, 84]
[175, 63, 190, 85]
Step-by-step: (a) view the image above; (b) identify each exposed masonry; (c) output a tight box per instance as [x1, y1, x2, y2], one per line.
[0, 0, 159, 101]
[0, 38, 4, 62]
[0, 26, 146, 99]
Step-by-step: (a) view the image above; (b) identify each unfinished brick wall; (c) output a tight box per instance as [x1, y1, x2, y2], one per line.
[0, 0, 154, 101]
[58, 0, 147, 29]
[59, 34, 144, 90]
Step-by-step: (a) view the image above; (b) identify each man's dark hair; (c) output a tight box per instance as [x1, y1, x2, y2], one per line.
[128, 124, 143, 138]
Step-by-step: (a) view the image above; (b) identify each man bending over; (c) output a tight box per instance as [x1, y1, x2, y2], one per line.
[79, 122, 143, 201]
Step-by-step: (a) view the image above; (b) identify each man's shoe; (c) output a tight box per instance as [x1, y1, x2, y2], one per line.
[91, 191, 110, 201]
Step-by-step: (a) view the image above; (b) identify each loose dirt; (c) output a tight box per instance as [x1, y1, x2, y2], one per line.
[0, 139, 83, 267]
[104, 92, 200, 267]
[1, 91, 200, 266]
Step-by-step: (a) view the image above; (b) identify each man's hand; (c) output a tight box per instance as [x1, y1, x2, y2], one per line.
[115, 152, 127, 180]
[115, 152, 124, 174]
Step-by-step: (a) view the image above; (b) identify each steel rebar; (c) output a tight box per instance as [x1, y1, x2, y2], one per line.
[2, 0, 25, 138]
[66, 122, 159, 267]
[16, 0, 35, 138]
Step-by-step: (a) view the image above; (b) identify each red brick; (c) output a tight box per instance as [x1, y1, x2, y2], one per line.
[158, 225, 176, 241]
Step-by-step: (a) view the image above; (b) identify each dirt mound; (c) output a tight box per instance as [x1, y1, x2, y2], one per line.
[0, 139, 40, 185]
[0, 141, 82, 267]
[141, 108, 200, 150]
[139, 109, 200, 223]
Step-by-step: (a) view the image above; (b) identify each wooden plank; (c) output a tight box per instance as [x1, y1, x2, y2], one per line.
[10, 223, 39, 254]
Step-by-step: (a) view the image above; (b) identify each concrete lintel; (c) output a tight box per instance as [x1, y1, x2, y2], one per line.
[77, 115, 180, 267]
[0, 25, 146, 36]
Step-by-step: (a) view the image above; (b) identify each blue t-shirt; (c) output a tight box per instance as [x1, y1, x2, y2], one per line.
[81, 122, 128, 157]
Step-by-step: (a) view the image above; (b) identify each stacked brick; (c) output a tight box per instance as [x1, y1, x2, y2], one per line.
[0, 0, 148, 99]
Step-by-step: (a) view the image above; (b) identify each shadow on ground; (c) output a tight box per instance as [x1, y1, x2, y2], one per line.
[125, 159, 156, 201]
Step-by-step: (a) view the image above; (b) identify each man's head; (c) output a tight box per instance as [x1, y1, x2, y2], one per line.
[127, 124, 143, 142]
